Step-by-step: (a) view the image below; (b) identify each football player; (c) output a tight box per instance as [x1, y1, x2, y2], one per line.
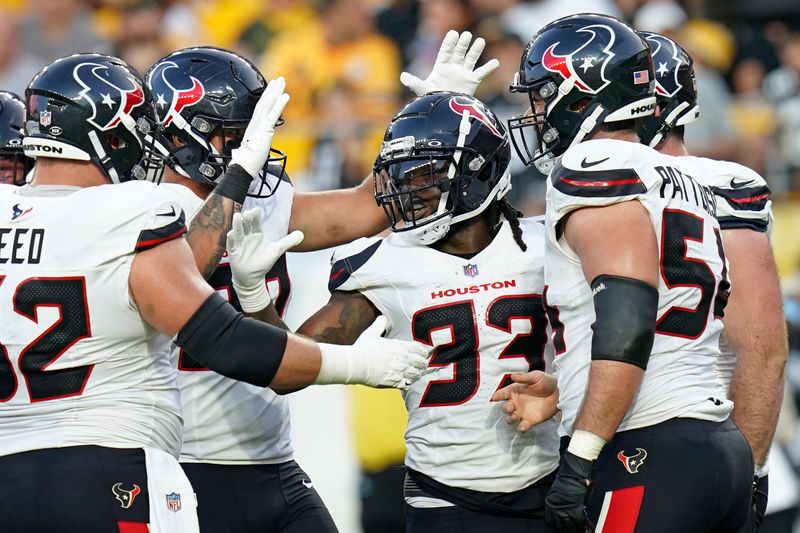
[639, 31, 786, 530]
[289, 92, 560, 532]
[145, 43, 499, 533]
[145, 46, 362, 533]
[0, 53, 427, 532]
[499, 30, 787, 532]
[0, 92, 30, 185]
[503, 14, 753, 532]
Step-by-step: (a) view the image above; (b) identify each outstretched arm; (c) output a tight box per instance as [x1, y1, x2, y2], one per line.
[724, 228, 787, 467]
[289, 175, 387, 252]
[298, 290, 381, 344]
[130, 238, 426, 391]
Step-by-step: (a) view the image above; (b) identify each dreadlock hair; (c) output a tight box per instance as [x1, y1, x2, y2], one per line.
[486, 197, 527, 252]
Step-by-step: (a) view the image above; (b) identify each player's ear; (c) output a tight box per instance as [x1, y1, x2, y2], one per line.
[103, 132, 124, 150]
[170, 133, 188, 148]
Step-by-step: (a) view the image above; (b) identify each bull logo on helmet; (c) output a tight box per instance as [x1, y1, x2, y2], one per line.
[111, 482, 141, 509]
[147, 61, 205, 127]
[449, 97, 502, 137]
[73, 62, 144, 131]
[542, 24, 617, 95]
[645, 34, 684, 98]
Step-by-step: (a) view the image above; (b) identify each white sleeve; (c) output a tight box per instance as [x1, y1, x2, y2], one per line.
[703, 160, 771, 233]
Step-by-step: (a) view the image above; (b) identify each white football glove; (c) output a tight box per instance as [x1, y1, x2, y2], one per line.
[400, 30, 500, 97]
[315, 316, 429, 389]
[226, 209, 304, 313]
[230, 77, 290, 178]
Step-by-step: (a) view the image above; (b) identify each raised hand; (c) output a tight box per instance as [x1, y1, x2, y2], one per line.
[400, 30, 500, 97]
[230, 77, 290, 177]
[227, 209, 303, 312]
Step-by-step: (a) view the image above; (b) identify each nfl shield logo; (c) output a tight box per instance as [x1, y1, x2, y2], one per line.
[166, 492, 181, 512]
[463, 263, 479, 277]
[39, 110, 51, 127]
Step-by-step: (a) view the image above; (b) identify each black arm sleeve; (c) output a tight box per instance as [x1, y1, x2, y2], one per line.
[175, 293, 288, 387]
[590, 275, 659, 370]
[213, 163, 252, 205]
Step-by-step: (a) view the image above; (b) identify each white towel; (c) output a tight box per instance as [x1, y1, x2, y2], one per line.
[144, 447, 200, 533]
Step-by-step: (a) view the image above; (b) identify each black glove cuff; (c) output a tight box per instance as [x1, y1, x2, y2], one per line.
[214, 164, 252, 205]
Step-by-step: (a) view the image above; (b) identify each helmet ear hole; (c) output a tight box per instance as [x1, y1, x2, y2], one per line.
[103, 132, 126, 151]
[569, 97, 591, 113]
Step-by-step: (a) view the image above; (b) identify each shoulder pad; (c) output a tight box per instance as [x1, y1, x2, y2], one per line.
[554, 140, 646, 198]
[90, 181, 188, 253]
[685, 157, 771, 232]
[329, 238, 383, 292]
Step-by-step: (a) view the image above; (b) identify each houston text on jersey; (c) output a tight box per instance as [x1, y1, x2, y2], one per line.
[431, 279, 517, 300]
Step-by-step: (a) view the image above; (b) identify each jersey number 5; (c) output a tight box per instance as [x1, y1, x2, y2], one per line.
[412, 294, 548, 407]
[657, 209, 730, 338]
[0, 276, 93, 402]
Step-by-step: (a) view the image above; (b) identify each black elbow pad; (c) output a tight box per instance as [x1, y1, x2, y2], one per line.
[590, 275, 659, 370]
[175, 293, 288, 387]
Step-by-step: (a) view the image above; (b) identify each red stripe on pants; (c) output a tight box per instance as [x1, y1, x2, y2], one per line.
[118, 521, 149, 533]
[598, 485, 645, 533]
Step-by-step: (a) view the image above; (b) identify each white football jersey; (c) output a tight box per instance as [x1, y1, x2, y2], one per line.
[544, 139, 733, 437]
[162, 172, 296, 465]
[680, 156, 772, 393]
[331, 219, 560, 493]
[0, 181, 186, 457]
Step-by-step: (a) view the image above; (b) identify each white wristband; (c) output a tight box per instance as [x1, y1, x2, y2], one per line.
[755, 459, 769, 478]
[314, 343, 354, 385]
[568, 430, 607, 461]
[233, 281, 272, 314]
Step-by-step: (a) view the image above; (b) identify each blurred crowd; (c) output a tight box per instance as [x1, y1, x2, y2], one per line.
[4, 0, 800, 529]
[1, 0, 800, 196]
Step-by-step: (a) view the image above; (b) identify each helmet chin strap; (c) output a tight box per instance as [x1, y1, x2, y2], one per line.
[647, 101, 690, 148]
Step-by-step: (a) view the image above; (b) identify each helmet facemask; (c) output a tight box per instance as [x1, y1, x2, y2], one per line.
[375, 149, 464, 235]
[374, 128, 511, 245]
[0, 147, 29, 185]
[0, 91, 29, 185]
[163, 113, 287, 197]
[507, 78, 566, 174]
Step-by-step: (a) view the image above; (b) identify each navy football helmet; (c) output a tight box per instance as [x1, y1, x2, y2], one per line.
[637, 31, 699, 147]
[24, 53, 165, 183]
[374, 92, 511, 245]
[0, 92, 30, 185]
[145, 47, 286, 197]
[508, 14, 656, 172]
